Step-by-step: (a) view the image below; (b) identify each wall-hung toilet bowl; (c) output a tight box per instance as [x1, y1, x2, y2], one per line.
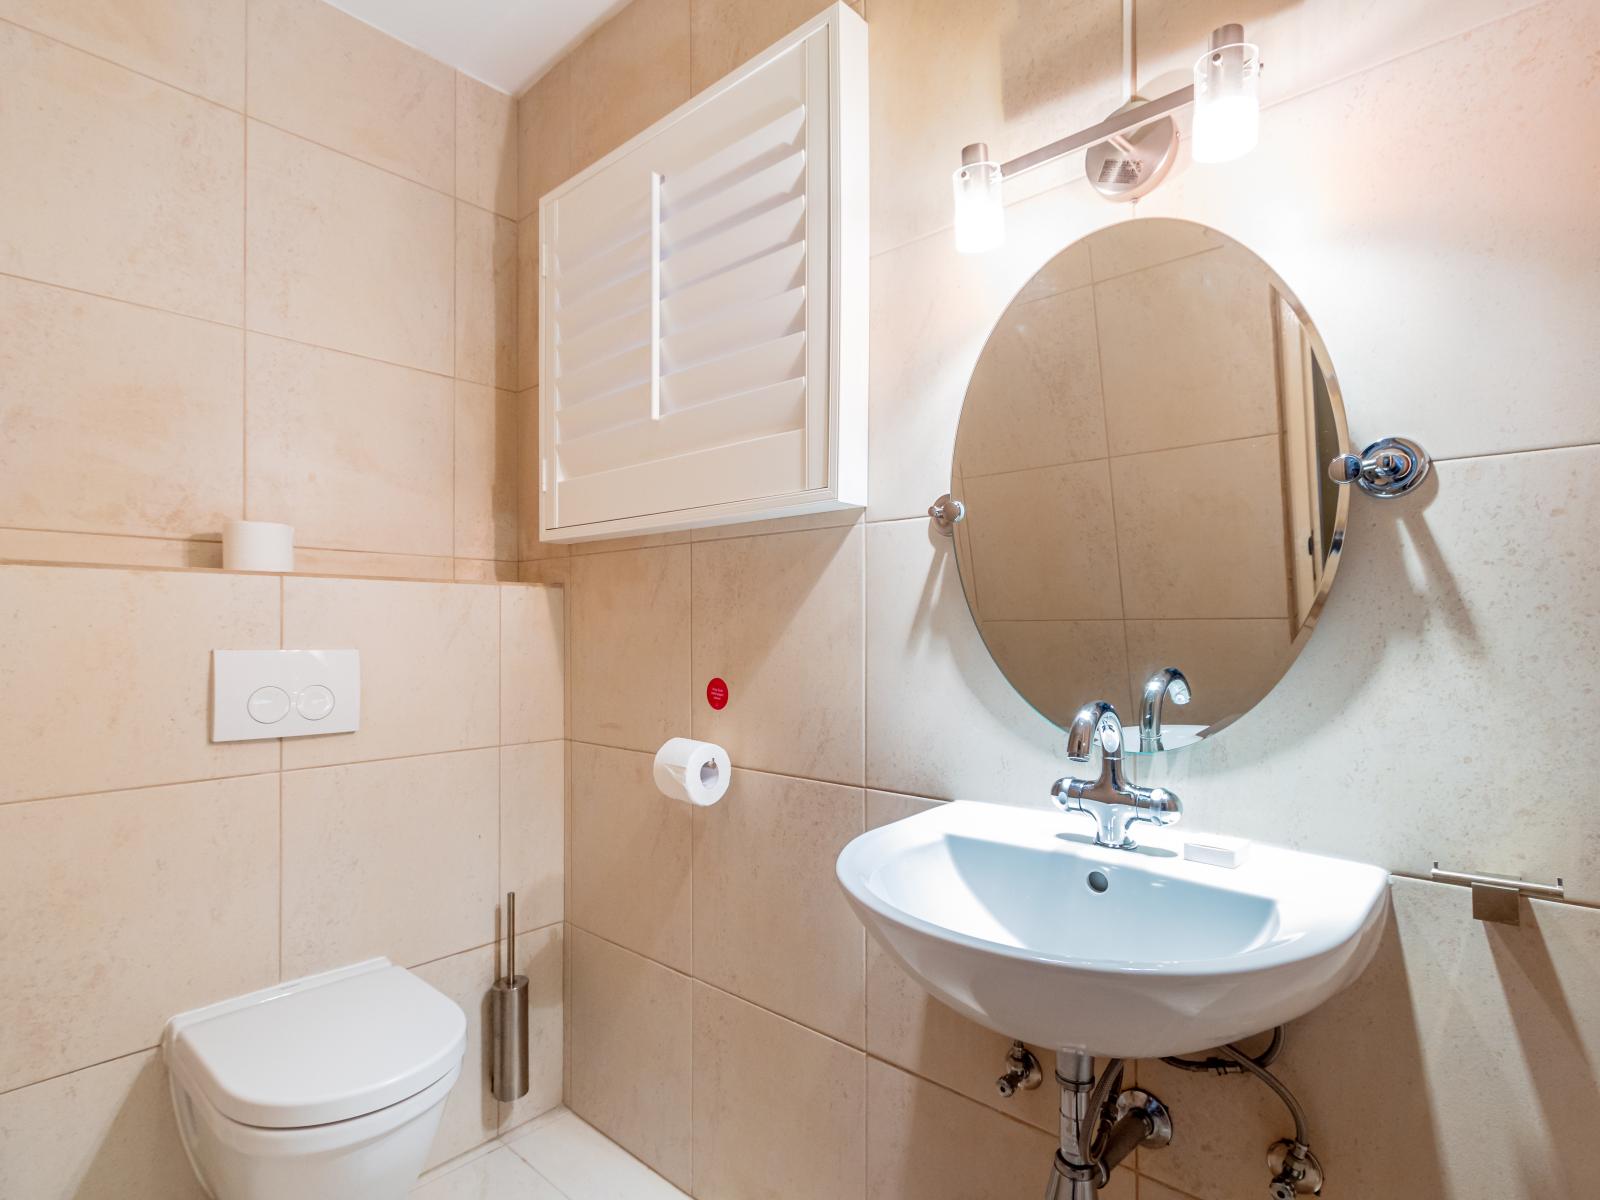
[163, 958, 467, 1200]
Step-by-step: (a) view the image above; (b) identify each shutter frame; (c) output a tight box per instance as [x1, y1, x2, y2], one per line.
[538, 3, 866, 544]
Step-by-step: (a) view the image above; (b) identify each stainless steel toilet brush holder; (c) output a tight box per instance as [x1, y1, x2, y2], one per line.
[491, 891, 529, 1102]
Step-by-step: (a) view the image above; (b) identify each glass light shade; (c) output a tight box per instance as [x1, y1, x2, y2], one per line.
[952, 159, 1005, 254]
[1192, 41, 1260, 163]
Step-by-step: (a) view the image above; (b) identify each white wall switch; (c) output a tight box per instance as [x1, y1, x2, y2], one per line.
[212, 650, 361, 742]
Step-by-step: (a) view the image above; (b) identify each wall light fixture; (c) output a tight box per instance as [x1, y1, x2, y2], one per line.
[952, 23, 1260, 252]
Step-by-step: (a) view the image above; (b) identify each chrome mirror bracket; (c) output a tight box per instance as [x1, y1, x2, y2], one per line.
[928, 493, 965, 536]
[1328, 436, 1430, 499]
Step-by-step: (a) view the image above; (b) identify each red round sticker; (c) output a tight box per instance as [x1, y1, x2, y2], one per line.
[706, 677, 729, 710]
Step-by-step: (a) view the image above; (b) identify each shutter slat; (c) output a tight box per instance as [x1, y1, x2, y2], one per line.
[661, 195, 806, 295]
[557, 428, 808, 527]
[660, 286, 806, 375]
[558, 283, 652, 376]
[554, 381, 652, 444]
[558, 378, 806, 478]
[555, 230, 649, 311]
[662, 148, 806, 251]
[559, 270, 651, 346]
[661, 330, 806, 413]
[556, 341, 651, 409]
[663, 102, 806, 208]
[660, 241, 806, 336]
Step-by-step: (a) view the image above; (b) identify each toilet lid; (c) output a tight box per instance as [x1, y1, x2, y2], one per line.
[166, 959, 467, 1128]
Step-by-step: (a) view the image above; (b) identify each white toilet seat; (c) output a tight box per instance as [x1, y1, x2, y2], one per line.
[181, 1061, 462, 1157]
[164, 958, 467, 1200]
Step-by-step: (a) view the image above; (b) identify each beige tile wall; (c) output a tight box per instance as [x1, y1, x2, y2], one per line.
[0, 563, 565, 1197]
[0, 0, 521, 580]
[521, 1, 1600, 1198]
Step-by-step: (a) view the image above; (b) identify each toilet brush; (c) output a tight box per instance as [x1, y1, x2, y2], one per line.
[490, 891, 529, 1102]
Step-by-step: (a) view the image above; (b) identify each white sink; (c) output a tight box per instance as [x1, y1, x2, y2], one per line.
[836, 800, 1389, 1059]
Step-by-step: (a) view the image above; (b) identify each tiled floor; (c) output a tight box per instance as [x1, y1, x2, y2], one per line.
[412, 1107, 690, 1200]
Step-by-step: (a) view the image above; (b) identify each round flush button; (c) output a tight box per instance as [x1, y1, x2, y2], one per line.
[247, 686, 292, 724]
[296, 684, 336, 721]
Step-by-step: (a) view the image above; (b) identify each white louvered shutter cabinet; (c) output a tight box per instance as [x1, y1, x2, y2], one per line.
[538, 3, 866, 542]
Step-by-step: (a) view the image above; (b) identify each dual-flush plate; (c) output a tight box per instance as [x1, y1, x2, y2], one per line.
[213, 650, 360, 743]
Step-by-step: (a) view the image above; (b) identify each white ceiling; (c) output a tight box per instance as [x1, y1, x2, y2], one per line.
[324, 0, 624, 95]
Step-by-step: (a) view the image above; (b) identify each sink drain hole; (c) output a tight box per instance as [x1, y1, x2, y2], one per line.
[1086, 870, 1109, 894]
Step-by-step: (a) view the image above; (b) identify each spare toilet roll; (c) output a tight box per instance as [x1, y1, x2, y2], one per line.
[653, 737, 730, 806]
[223, 520, 295, 572]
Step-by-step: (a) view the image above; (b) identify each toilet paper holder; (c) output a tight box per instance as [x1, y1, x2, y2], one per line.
[490, 892, 528, 1102]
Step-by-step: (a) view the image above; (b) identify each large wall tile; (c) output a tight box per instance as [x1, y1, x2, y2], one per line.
[863, 791, 1059, 1135]
[0, 0, 245, 107]
[0, 776, 278, 1091]
[280, 576, 499, 769]
[0, 23, 243, 323]
[866, 1060, 1124, 1200]
[570, 545, 690, 752]
[1141, 879, 1600, 1200]
[246, 0, 453, 191]
[0, 565, 278, 804]
[867, 182, 1127, 522]
[977, 619, 1133, 722]
[517, 60, 572, 220]
[0, 1049, 206, 1200]
[245, 121, 453, 375]
[413, 945, 500, 1169]
[864, 520, 1065, 806]
[568, 743, 691, 971]
[960, 461, 1124, 620]
[501, 585, 565, 745]
[457, 73, 518, 218]
[567, 0, 690, 171]
[281, 749, 498, 975]
[245, 334, 454, 557]
[1109, 436, 1290, 620]
[688, 0, 861, 93]
[0, 276, 242, 539]
[692, 983, 867, 1200]
[867, 0, 1123, 253]
[958, 280, 1105, 476]
[1137, 448, 1600, 902]
[500, 742, 565, 933]
[1134, 1, 1600, 461]
[1136, 0, 1535, 114]
[454, 381, 519, 563]
[1094, 244, 1280, 457]
[568, 929, 693, 1189]
[455, 203, 518, 389]
[691, 526, 865, 785]
[499, 922, 565, 1130]
[693, 769, 865, 1045]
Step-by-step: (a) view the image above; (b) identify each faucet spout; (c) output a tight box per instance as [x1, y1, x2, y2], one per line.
[1052, 701, 1183, 849]
[1139, 667, 1191, 753]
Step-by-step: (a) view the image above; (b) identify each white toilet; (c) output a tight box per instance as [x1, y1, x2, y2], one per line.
[163, 958, 467, 1200]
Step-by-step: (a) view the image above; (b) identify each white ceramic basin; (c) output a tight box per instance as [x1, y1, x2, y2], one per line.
[836, 800, 1390, 1059]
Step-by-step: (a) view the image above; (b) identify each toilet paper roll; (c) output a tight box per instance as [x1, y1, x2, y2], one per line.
[223, 521, 294, 572]
[653, 737, 730, 806]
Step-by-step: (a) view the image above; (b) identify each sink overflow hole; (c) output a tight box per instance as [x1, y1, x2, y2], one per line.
[1087, 870, 1109, 894]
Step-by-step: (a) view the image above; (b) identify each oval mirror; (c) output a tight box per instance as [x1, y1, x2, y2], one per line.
[949, 218, 1348, 753]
